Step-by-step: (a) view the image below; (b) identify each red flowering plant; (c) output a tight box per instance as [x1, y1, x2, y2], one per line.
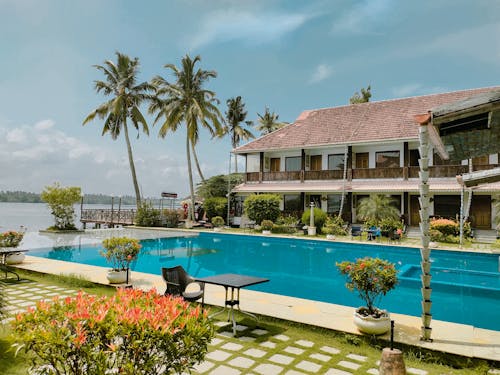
[101, 237, 141, 271]
[12, 288, 214, 375]
[336, 257, 398, 317]
[0, 229, 25, 248]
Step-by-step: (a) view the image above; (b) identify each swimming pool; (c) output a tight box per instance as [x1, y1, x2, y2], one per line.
[29, 232, 500, 331]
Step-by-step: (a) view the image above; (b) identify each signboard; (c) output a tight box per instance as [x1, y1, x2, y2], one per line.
[161, 192, 178, 198]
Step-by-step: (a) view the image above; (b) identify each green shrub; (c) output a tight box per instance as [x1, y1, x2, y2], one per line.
[12, 289, 214, 375]
[243, 194, 281, 224]
[40, 182, 81, 230]
[429, 218, 471, 242]
[430, 218, 457, 236]
[276, 214, 299, 226]
[203, 197, 227, 220]
[135, 201, 160, 227]
[101, 237, 141, 271]
[271, 224, 297, 234]
[322, 216, 348, 236]
[261, 220, 274, 231]
[301, 208, 327, 234]
[211, 216, 225, 227]
[161, 209, 180, 228]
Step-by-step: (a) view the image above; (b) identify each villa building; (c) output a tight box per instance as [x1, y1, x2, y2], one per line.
[232, 87, 500, 229]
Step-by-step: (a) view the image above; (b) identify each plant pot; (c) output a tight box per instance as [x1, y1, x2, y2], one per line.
[213, 227, 222, 232]
[422, 313, 432, 327]
[353, 308, 391, 335]
[106, 269, 129, 284]
[326, 234, 335, 240]
[307, 226, 316, 236]
[421, 287, 432, 300]
[421, 261, 432, 274]
[5, 252, 25, 265]
[262, 230, 271, 235]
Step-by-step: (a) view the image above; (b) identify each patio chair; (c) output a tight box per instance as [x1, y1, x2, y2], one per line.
[351, 225, 362, 240]
[161, 265, 205, 305]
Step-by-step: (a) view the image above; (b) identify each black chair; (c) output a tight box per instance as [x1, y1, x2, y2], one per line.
[161, 266, 205, 304]
[351, 225, 362, 240]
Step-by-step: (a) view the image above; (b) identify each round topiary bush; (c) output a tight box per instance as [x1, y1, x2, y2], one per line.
[260, 220, 274, 231]
[243, 194, 281, 225]
[301, 208, 327, 234]
[211, 216, 225, 227]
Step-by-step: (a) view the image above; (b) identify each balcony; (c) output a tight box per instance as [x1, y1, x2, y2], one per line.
[352, 167, 403, 179]
[304, 170, 344, 180]
[409, 165, 469, 178]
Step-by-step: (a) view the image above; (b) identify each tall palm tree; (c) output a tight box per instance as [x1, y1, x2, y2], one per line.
[356, 194, 400, 223]
[149, 54, 223, 221]
[225, 96, 254, 172]
[83, 52, 152, 208]
[256, 107, 286, 135]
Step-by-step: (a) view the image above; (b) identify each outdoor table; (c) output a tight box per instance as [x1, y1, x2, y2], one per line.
[0, 248, 28, 280]
[195, 273, 269, 334]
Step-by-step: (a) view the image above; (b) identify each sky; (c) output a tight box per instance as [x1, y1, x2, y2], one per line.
[0, 0, 499, 199]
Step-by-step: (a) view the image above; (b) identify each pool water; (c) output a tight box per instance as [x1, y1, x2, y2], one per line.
[29, 232, 500, 331]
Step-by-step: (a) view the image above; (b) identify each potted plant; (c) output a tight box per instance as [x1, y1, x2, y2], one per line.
[0, 229, 26, 264]
[211, 216, 225, 232]
[336, 257, 398, 335]
[261, 220, 273, 235]
[101, 237, 141, 284]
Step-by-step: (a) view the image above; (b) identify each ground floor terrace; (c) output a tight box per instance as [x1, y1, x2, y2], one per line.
[8, 227, 500, 365]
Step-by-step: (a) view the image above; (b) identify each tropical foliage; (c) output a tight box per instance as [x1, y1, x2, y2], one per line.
[255, 107, 286, 135]
[243, 194, 281, 224]
[322, 216, 348, 236]
[337, 257, 398, 316]
[429, 218, 471, 243]
[101, 237, 141, 271]
[12, 289, 213, 375]
[0, 230, 25, 247]
[224, 96, 254, 172]
[494, 195, 500, 229]
[40, 183, 81, 230]
[203, 197, 227, 220]
[356, 194, 399, 224]
[135, 201, 161, 227]
[150, 55, 223, 221]
[83, 52, 153, 207]
[196, 174, 243, 200]
[211, 216, 224, 227]
[301, 208, 328, 234]
[349, 85, 372, 104]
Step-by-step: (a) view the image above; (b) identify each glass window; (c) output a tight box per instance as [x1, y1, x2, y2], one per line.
[328, 154, 345, 170]
[246, 154, 260, 172]
[327, 195, 341, 214]
[284, 195, 302, 213]
[376, 151, 400, 168]
[285, 156, 301, 171]
[310, 155, 322, 171]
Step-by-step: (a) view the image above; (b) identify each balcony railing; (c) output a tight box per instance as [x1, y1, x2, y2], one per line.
[408, 165, 469, 178]
[352, 167, 403, 179]
[263, 171, 301, 181]
[304, 170, 344, 180]
[245, 172, 260, 182]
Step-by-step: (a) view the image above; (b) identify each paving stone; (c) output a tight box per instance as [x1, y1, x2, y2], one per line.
[208, 365, 241, 375]
[269, 354, 294, 365]
[274, 334, 290, 341]
[244, 348, 267, 358]
[18, 293, 34, 298]
[235, 325, 248, 332]
[193, 360, 215, 373]
[6, 290, 24, 295]
[238, 336, 256, 342]
[228, 356, 255, 369]
[295, 360, 321, 373]
[284, 346, 305, 355]
[488, 370, 500, 375]
[285, 371, 307, 375]
[407, 368, 428, 375]
[253, 363, 284, 375]
[45, 292, 60, 297]
[221, 342, 243, 351]
[310, 353, 331, 362]
[251, 328, 268, 336]
[210, 338, 224, 346]
[324, 369, 352, 375]
[320, 346, 341, 355]
[213, 321, 230, 327]
[260, 341, 276, 349]
[367, 369, 379, 375]
[218, 331, 234, 338]
[295, 339, 314, 348]
[18, 301, 36, 307]
[206, 350, 232, 361]
[338, 361, 361, 370]
[346, 353, 367, 362]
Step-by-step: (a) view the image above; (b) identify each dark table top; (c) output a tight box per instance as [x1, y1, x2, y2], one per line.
[195, 273, 269, 289]
[0, 248, 28, 254]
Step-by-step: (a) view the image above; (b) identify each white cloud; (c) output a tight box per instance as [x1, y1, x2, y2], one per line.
[331, 0, 392, 35]
[391, 83, 449, 98]
[6, 128, 27, 143]
[186, 10, 313, 49]
[309, 64, 333, 84]
[34, 119, 54, 130]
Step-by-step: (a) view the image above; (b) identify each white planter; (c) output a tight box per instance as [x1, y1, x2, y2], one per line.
[262, 230, 271, 235]
[213, 227, 222, 232]
[106, 269, 129, 284]
[326, 234, 335, 240]
[5, 252, 25, 265]
[308, 226, 317, 236]
[353, 308, 391, 335]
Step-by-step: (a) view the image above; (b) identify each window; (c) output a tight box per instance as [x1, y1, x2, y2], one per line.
[310, 155, 322, 171]
[246, 154, 260, 172]
[284, 195, 302, 213]
[433, 151, 453, 166]
[376, 151, 400, 168]
[270, 158, 281, 172]
[409, 149, 420, 166]
[328, 154, 345, 170]
[355, 153, 369, 169]
[285, 156, 301, 171]
[327, 195, 341, 214]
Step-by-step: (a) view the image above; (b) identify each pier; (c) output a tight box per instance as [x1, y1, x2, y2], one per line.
[80, 208, 136, 228]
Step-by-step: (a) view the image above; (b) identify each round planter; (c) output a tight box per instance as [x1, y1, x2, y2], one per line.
[262, 230, 271, 235]
[106, 269, 129, 284]
[213, 227, 222, 232]
[5, 252, 26, 265]
[353, 308, 391, 335]
[307, 226, 317, 236]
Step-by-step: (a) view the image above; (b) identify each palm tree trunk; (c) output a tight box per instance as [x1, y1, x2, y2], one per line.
[123, 120, 142, 208]
[234, 154, 238, 173]
[186, 131, 196, 222]
[191, 141, 205, 182]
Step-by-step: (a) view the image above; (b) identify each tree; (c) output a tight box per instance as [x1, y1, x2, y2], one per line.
[493, 195, 500, 230]
[40, 183, 81, 230]
[256, 107, 286, 135]
[150, 55, 223, 221]
[196, 173, 243, 199]
[243, 194, 281, 224]
[356, 194, 399, 223]
[349, 85, 372, 104]
[83, 52, 153, 208]
[224, 96, 254, 172]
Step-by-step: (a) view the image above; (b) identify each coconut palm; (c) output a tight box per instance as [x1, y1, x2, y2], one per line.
[356, 194, 400, 223]
[83, 52, 153, 207]
[149, 54, 223, 221]
[494, 195, 500, 229]
[256, 107, 286, 135]
[225, 96, 254, 172]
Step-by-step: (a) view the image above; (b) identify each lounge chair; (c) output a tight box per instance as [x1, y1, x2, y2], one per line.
[161, 265, 205, 304]
[351, 225, 362, 240]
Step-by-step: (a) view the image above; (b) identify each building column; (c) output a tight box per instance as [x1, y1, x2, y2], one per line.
[259, 152, 264, 183]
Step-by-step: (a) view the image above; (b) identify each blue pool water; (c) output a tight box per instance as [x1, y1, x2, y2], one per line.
[29, 232, 500, 331]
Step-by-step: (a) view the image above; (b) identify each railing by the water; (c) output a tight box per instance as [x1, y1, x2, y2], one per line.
[81, 208, 136, 227]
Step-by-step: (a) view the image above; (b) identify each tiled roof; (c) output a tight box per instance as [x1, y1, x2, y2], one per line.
[234, 87, 500, 153]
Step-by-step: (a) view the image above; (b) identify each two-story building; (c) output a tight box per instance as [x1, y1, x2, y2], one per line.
[232, 87, 500, 229]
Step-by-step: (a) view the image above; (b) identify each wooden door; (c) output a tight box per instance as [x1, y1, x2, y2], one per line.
[310, 155, 322, 171]
[410, 195, 420, 226]
[356, 153, 369, 169]
[469, 195, 491, 229]
[472, 155, 489, 166]
[270, 158, 280, 172]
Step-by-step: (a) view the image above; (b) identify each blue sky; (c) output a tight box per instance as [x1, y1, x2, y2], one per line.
[0, 0, 498, 198]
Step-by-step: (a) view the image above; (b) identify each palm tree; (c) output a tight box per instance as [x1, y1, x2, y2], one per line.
[356, 194, 400, 223]
[494, 195, 500, 229]
[349, 85, 372, 104]
[83, 52, 152, 208]
[225, 96, 254, 172]
[256, 107, 286, 135]
[149, 54, 223, 221]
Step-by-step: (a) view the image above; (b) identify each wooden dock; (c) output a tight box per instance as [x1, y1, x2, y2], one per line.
[80, 208, 136, 228]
